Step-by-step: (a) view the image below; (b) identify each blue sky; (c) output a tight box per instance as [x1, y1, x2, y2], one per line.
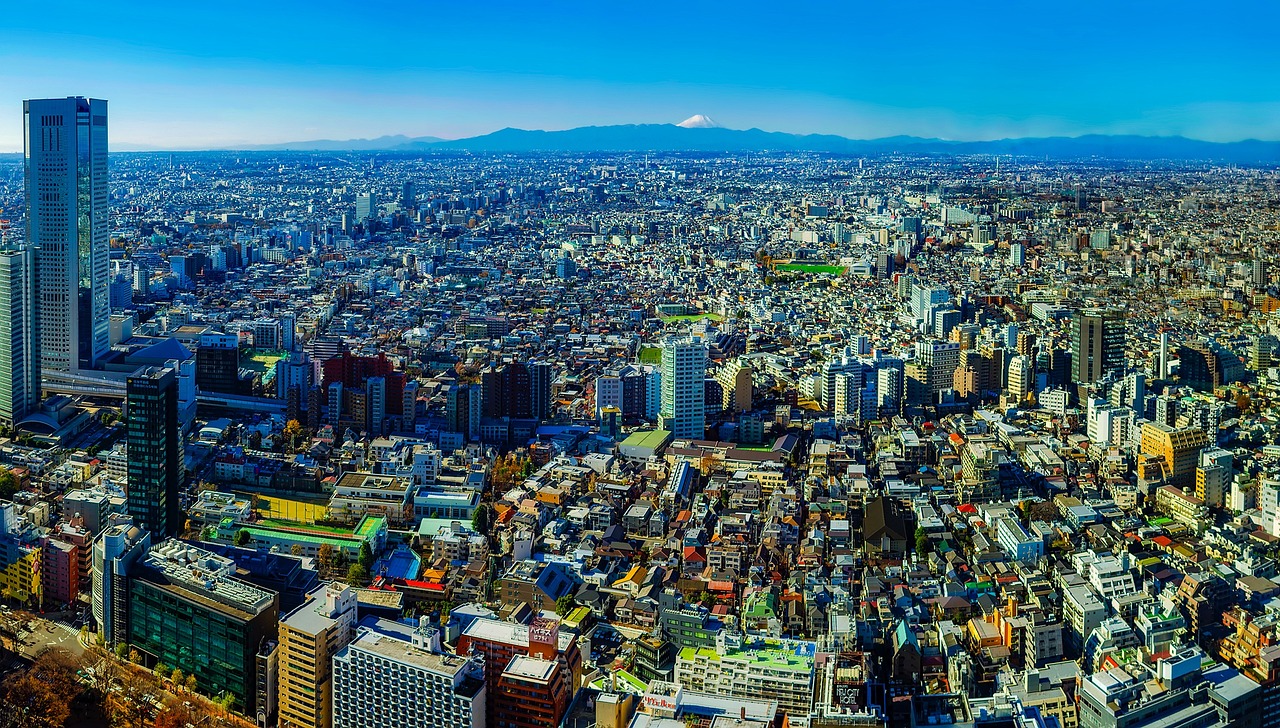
[2, 0, 1277, 150]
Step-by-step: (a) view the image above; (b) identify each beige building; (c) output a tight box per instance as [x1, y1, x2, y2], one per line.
[277, 583, 357, 728]
[1140, 422, 1209, 491]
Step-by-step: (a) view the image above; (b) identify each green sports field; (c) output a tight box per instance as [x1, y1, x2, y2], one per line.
[775, 263, 847, 275]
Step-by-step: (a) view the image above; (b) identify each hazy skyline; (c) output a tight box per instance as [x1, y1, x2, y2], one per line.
[3, 0, 1278, 151]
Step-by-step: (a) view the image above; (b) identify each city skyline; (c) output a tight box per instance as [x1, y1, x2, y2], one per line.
[2, 0, 1279, 151]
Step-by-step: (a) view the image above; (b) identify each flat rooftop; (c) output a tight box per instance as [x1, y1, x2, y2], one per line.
[503, 655, 556, 682]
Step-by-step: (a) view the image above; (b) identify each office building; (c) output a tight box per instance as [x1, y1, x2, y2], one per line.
[277, 582, 357, 728]
[915, 340, 961, 398]
[23, 97, 111, 373]
[911, 284, 951, 333]
[1072, 308, 1126, 384]
[659, 335, 707, 439]
[1008, 354, 1033, 402]
[355, 193, 375, 221]
[0, 246, 39, 426]
[91, 517, 150, 645]
[126, 367, 182, 539]
[333, 618, 485, 728]
[1195, 447, 1232, 509]
[1010, 242, 1026, 266]
[529, 360, 553, 422]
[196, 332, 250, 395]
[127, 540, 279, 715]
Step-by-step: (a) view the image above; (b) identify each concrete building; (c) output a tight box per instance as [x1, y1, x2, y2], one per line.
[126, 540, 279, 715]
[277, 582, 357, 728]
[673, 635, 817, 717]
[24, 97, 111, 373]
[333, 618, 485, 728]
[659, 335, 707, 439]
[1140, 422, 1210, 491]
[91, 517, 150, 645]
[0, 246, 40, 426]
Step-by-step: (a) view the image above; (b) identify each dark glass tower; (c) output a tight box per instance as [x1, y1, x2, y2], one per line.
[126, 367, 182, 538]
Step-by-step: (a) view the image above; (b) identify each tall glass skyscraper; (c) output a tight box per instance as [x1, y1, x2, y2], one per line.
[0, 246, 39, 426]
[23, 97, 111, 373]
[126, 367, 182, 539]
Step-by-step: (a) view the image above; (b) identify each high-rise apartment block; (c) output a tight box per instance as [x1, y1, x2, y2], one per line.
[659, 335, 707, 439]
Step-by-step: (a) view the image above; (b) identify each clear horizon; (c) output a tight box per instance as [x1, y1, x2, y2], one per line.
[3, 0, 1278, 151]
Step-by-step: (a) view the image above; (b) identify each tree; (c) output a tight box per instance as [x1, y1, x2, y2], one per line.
[0, 673, 70, 728]
[290, 544, 304, 557]
[555, 595, 577, 617]
[346, 563, 369, 585]
[0, 470, 17, 500]
[317, 544, 335, 576]
[471, 503, 490, 533]
[233, 529, 251, 547]
[283, 419, 304, 450]
[698, 590, 716, 608]
[357, 542, 375, 571]
[170, 667, 183, 685]
[113, 642, 129, 660]
[154, 707, 198, 728]
[128, 648, 141, 664]
[183, 673, 197, 694]
[915, 527, 934, 556]
[155, 662, 170, 679]
[215, 692, 236, 712]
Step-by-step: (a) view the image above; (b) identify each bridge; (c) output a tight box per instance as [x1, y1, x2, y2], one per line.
[41, 371, 285, 415]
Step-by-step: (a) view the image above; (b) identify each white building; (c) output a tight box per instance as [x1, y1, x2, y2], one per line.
[24, 97, 111, 373]
[659, 335, 707, 439]
[333, 619, 485, 728]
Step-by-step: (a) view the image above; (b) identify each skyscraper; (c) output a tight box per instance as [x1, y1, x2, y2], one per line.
[659, 335, 707, 439]
[23, 97, 111, 373]
[529, 360, 554, 422]
[355, 192, 375, 221]
[0, 246, 40, 426]
[1072, 308, 1126, 384]
[126, 367, 182, 539]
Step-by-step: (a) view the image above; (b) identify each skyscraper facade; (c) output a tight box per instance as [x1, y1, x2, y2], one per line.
[1072, 308, 1126, 385]
[0, 246, 40, 426]
[126, 367, 182, 539]
[23, 97, 111, 373]
[659, 335, 707, 439]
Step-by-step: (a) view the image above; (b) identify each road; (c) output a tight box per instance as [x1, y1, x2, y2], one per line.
[0, 609, 87, 660]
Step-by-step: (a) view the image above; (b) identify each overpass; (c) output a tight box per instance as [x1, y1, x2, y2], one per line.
[41, 370, 285, 415]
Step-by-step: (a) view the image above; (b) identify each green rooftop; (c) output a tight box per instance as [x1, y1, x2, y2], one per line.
[620, 430, 672, 451]
[678, 641, 816, 672]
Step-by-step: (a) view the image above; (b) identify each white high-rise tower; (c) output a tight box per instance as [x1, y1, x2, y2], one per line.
[659, 335, 707, 439]
[24, 97, 111, 373]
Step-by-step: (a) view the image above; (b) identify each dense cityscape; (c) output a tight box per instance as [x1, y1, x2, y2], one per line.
[0, 96, 1279, 728]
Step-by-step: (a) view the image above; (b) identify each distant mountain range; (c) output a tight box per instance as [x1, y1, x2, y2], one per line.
[238, 134, 445, 151]
[108, 124, 1280, 162]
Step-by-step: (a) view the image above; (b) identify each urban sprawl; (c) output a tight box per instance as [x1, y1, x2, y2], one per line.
[0, 97, 1279, 728]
